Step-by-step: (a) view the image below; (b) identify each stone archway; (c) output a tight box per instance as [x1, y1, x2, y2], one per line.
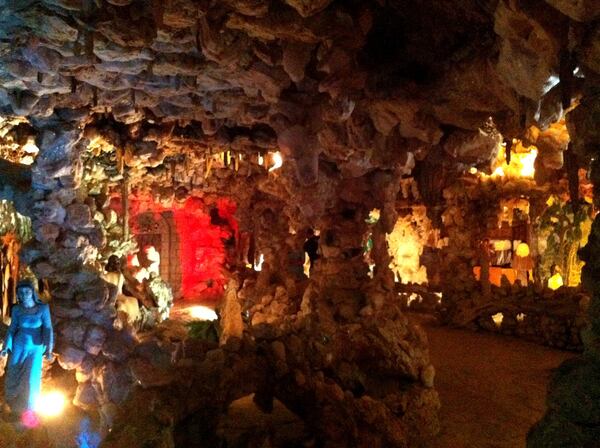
[132, 211, 182, 298]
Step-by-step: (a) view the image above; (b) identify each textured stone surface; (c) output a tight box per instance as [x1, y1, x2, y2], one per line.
[0, 0, 598, 445]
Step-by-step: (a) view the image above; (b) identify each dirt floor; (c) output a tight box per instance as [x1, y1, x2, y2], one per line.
[413, 313, 574, 448]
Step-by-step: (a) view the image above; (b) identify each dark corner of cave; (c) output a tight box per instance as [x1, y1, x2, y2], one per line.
[0, 0, 599, 447]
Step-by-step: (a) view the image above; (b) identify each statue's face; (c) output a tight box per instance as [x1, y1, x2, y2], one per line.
[17, 287, 35, 308]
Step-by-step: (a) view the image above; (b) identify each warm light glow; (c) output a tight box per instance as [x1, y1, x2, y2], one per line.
[188, 305, 218, 321]
[406, 293, 421, 306]
[35, 390, 67, 418]
[493, 240, 512, 251]
[304, 252, 311, 278]
[479, 143, 538, 180]
[469, 167, 478, 174]
[386, 208, 431, 285]
[548, 273, 564, 290]
[268, 151, 283, 172]
[516, 313, 526, 322]
[492, 312, 504, 327]
[515, 242, 530, 258]
[257, 153, 264, 165]
[254, 253, 265, 271]
[366, 208, 380, 223]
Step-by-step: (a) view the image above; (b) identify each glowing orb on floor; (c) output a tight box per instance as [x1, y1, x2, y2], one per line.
[35, 390, 67, 418]
[21, 409, 40, 428]
[188, 305, 218, 321]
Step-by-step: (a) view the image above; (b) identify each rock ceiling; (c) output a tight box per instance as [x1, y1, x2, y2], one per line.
[0, 0, 599, 194]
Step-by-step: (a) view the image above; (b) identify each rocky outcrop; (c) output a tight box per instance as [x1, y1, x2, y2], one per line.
[0, 0, 595, 187]
[528, 85, 600, 446]
[101, 304, 439, 448]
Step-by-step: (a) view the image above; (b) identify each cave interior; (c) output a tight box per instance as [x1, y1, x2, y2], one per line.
[0, 0, 599, 447]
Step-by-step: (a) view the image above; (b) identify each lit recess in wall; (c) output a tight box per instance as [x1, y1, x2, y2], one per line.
[269, 151, 283, 172]
[188, 305, 218, 321]
[20, 137, 39, 165]
[254, 253, 265, 271]
[492, 312, 504, 327]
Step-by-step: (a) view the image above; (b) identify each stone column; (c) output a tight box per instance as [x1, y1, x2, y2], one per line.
[309, 202, 370, 322]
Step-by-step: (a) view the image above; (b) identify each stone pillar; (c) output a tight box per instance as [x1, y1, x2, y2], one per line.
[309, 202, 370, 322]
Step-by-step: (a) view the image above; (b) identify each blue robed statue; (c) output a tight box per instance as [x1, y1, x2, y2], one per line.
[1, 280, 54, 415]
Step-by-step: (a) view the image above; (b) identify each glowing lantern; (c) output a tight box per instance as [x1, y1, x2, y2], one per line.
[548, 273, 563, 290]
[515, 242, 530, 257]
[35, 390, 67, 418]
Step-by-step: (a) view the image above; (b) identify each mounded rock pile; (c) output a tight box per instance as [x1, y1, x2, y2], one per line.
[441, 284, 589, 351]
[101, 302, 439, 448]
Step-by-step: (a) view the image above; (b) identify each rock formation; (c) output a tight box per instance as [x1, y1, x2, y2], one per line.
[0, 0, 597, 446]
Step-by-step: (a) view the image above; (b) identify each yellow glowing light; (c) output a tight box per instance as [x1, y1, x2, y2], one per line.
[493, 240, 511, 251]
[469, 167, 478, 174]
[492, 312, 504, 327]
[406, 293, 420, 306]
[515, 242, 530, 257]
[257, 153, 264, 165]
[516, 313, 526, 322]
[386, 209, 430, 285]
[268, 151, 283, 172]
[367, 208, 380, 223]
[188, 305, 218, 321]
[548, 273, 563, 290]
[304, 252, 311, 278]
[35, 390, 67, 418]
[480, 143, 538, 180]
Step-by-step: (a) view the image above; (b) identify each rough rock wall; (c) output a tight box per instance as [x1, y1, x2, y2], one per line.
[13, 121, 136, 426]
[98, 164, 440, 448]
[528, 83, 600, 446]
[0, 0, 596, 183]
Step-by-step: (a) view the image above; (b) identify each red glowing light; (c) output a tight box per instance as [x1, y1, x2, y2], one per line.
[122, 194, 237, 301]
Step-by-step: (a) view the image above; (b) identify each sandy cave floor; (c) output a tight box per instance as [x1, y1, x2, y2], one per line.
[413, 313, 574, 448]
